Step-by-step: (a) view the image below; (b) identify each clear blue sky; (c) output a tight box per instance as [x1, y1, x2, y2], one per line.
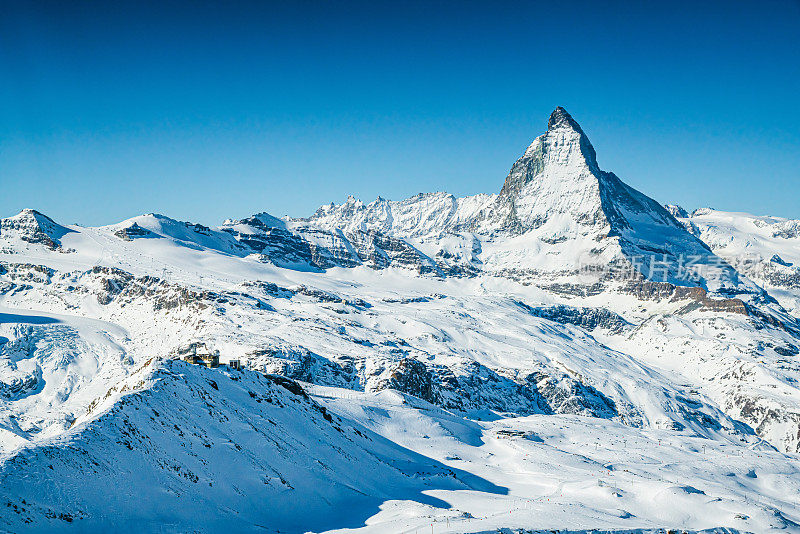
[1, 1, 798, 226]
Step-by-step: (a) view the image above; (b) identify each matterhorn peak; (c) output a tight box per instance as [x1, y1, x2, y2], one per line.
[546, 106, 598, 167]
[499, 107, 599, 202]
[547, 106, 583, 133]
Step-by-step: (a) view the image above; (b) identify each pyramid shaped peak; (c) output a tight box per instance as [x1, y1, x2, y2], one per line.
[547, 107, 585, 134]
[499, 107, 598, 199]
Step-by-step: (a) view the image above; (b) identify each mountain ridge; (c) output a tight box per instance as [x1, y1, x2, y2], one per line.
[2, 107, 800, 532]
[3, 109, 772, 301]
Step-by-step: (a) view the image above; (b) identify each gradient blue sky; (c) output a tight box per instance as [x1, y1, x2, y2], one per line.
[1, 1, 799, 226]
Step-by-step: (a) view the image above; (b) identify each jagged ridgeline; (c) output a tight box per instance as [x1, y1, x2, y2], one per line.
[1, 108, 800, 532]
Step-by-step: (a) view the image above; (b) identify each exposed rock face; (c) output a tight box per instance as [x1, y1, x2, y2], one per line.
[517, 303, 630, 334]
[497, 106, 603, 224]
[430, 361, 629, 421]
[665, 204, 690, 219]
[2, 107, 798, 457]
[0, 360, 482, 533]
[220, 212, 454, 274]
[365, 357, 630, 423]
[200, 108, 771, 311]
[669, 208, 800, 318]
[247, 346, 357, 390]
[107, 213, 248, 256]
[4, 111, 771, 315]
[727, 389, 800, 454]
[345, 229, 440, 273]
[488, 107, 738, 297]
[0, 209, 74, 252]
[114, 222, 156, 241]
[430, 362, 553, 416]
[4, 105, 800, 533]
[223, 215, 359, 271]
[0, 329, 41, 401]
[620, 280, 750, 314]
[524, 370, 620, 420]
[771, 254, 793, 267]
[371, 358, 439, 405]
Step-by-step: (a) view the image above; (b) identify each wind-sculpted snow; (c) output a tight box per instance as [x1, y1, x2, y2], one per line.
[312, 386, 800, 533]
[1, 107, 800, 532]
[0, 307, 130, 454]
[0, 359, 503, 533]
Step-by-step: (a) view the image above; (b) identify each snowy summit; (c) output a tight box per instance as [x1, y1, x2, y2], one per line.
[0, 108, 799, 533]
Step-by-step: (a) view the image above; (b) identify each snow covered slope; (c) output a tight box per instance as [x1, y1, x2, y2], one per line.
[215, 108, 766, 303]
[0, 209, 75, 252]
[0, 359, 499, 533]
[0, 107, 799, 533]
[314, 385, 800, 534]
[490, 107, 735, 291]
[668, 207, 800, 316]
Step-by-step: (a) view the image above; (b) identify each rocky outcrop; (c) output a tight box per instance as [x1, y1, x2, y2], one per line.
[114, 223, 156, 241]
[726, 390, 800, 453]
[246, 346, 357, 390]
[517, 302, 630, 333]
[221, 216, 447, 274]
[664, 204, 690, 219]
[620, 278, 750, 314]
[0, 210, 74, 252]
[524, 370, 620, 420]
[370, 358, 439, 405]
[367, 358, 627, 423]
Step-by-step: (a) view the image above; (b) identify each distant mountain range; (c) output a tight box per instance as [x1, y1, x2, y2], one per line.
[1, 108, 799, 533]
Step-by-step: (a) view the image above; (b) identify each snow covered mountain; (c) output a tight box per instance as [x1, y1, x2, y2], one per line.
[1, 108, 799, 533]
[667, 207, 800, 316]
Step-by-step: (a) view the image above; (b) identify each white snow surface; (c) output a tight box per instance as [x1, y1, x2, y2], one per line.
[670, 208, 800, 315]
[0, 108, 798, 533]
